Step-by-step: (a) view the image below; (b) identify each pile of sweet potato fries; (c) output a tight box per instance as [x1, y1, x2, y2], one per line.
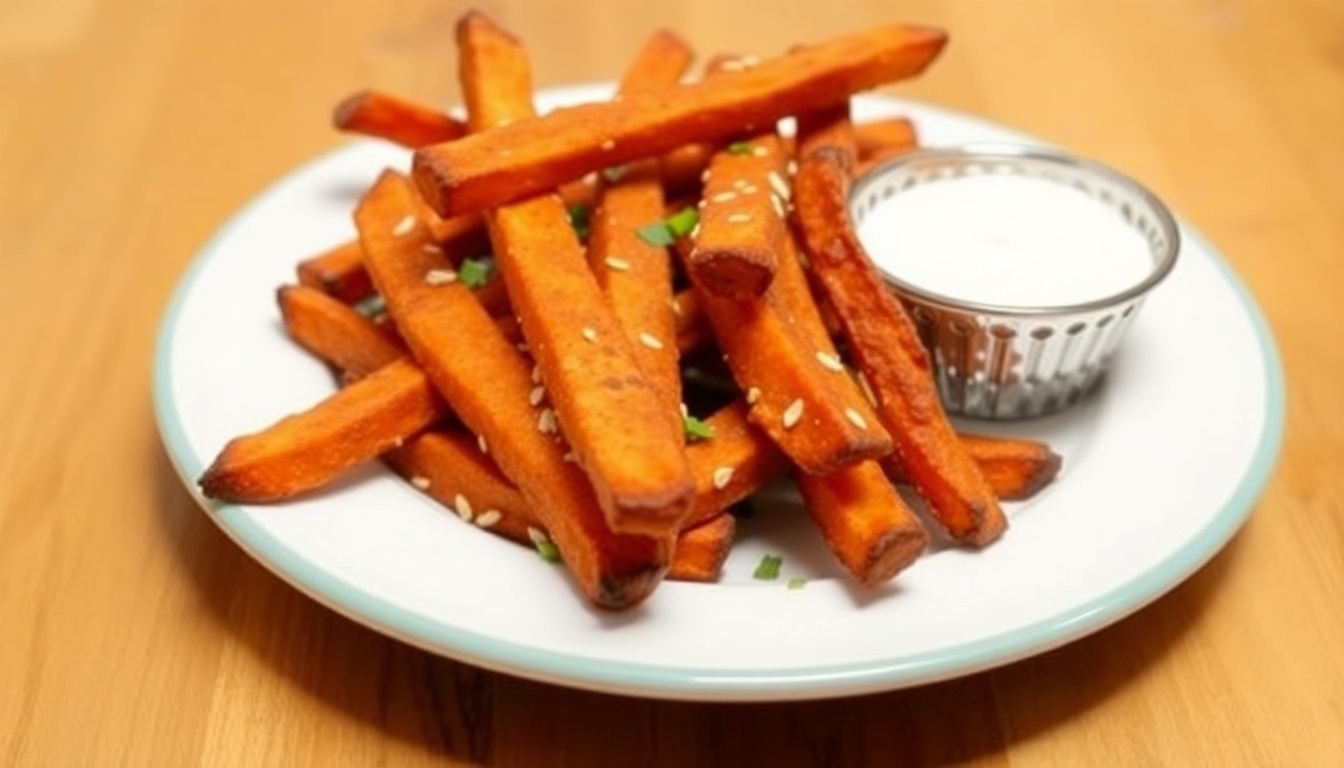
[199, 12, 1062, 610]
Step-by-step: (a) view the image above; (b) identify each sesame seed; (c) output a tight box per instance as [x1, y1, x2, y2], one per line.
[768, 171, 790, 201]
[787, 159, 799, 177]
[529, 385, 546, 406]
[600, 139, 616, 151]
[604, 257, 630, 271]
[719, 59, 746, 72]
[581, 327, 598, 343]
[710, 191, 737, 203]
[582, 171, 599, 186]
[477, 434, 488, 453]
[751, 145, 769, 157]
[727, 213, 751, 224]
[527, 526, 549, 546]
[689, 224, 700, 240]
[816, 351, 844, 372]
[700, 169, 711, 183]
[421, 242, 443, 254]
[537, 408, 558, 434]
[771, 194, 786, 218]
[669, 297, 683, 317]
[475, 509, 502, 528]
[856, 371, 877, 405]
[562, 451, 578, 463]
[739, 184, 759, 194]
[531, 365, 542, 383]
[782, 398, 805, 429]
[453, 494, 474, 521]
[746, 386, 761, 404]
[845, 407, 868, 430]
[639, 332, 664, 350]
[712, 466, 734, 490]
[425, 268, 458, 285]
[680, 402, 689, 417]
[392, 214, 416, 237]
[410, 476, 431, 490]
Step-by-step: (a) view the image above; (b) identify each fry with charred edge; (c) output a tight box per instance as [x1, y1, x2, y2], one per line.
[412, 24, 948, 216]
[689, 132, 790, 298]
[386, 428, 735, 583]
[793, 145, 1007, 546]
[460, 12, 694, 536]
[332, 89, 466, 148]
[357, 169, 668, 610]
[198, 357, 443, 503]
[678, 229, 891, 475]
[796, 461, 929, 586]
[586, 30, 695, 420]
[886, 433, 1061, 502]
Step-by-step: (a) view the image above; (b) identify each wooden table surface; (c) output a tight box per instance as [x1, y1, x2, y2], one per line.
[3, 0, 1341, 765]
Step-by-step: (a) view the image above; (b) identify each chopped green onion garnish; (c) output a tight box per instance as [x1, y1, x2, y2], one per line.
[535, 539, 561, 563]
[682, 414, 715, 442]
[636, 221, 674, 247]
[727, 141, 755, 156]
[665, 206, 699, 237]
[458, 257, 492, 288]
[567, 203, 591, 241]
[753, 554, 783, 581]
[602, 165, 627, 183]
[354, 293, 386, 318]
[787, 577, 807, 590]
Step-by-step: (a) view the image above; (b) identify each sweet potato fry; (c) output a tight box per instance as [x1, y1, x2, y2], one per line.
[459, 12, 694, 536]
[198, 357, 443, 503]
[412, 23, 948, 216]
[854, 116, 917, 157]
[332, 89, 466, 148]
[356, 169, 668, 610]
[277, 284, 405, 375]
[795, 461, 929, 586]
[684, 400, 791, 525]
[585, 31, 695, 418]
[296, 239, 374, 303]
[688, 132, 791, 298]
[792, 144, 1007, 546]
[665, 513, 736, 582]
[890, 433, 1061, 502]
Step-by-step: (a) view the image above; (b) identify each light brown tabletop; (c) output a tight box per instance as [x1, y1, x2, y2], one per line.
[2, 0, 1341, 765]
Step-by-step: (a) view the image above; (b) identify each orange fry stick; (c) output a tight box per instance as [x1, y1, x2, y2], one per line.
[412, 24, 948, 216]
[684, 400, 789, 525]
[585, 31, 695, 417]
[332, 89, 466, 148]
[296, 239, 374, 303]
[277, 284, 405, 375]
[197, 357, 443, 503]
[688, 131, 791, 298]
[795, 461, 929, 587]
[459, 12, 694, 536]
[889, 434, 1061, 502]
[792, 144, 1007, 546]
[854, 116, 917, 157]
[357, 169, 668, 610]
[665, 513, 736, 582]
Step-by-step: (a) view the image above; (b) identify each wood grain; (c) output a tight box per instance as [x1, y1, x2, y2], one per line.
[2, 0, 1342, 765]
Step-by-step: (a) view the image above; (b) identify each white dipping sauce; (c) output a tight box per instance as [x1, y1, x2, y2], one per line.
[857, 174, 1154, 307]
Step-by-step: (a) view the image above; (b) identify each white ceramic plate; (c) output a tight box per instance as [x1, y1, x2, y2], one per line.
[154, 86, 1284, 702]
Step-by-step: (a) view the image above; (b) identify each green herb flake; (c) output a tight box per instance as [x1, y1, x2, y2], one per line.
[727, 141, 755, 156]
[786, 577, 807, 591]
[682, 414, 715, 442]
[458, 257, 492, 289]
[636, 221, 674, 248]
[354, 293, 386, 319]
[567, 203, 591, 241]
[753, 554, 783, 581]
[665, 206, 699, 238]
[602, 165, 627, 183]
[535, 539, 561, 563]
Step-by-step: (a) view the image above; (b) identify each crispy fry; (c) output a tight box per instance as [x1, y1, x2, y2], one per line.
[889, 433, 1061, 502]
[198, 357, 443, 503]
[688, 132, 791, 298]
[793, 143, 1007, 546]
[685, 400, 791, 525]
[585, 31, 695, 419]
[854, 116, 917, 157]
[459, 12, 694, 537]
[666, 514, 736, 582]
[332, 89, 466, 148]
[277, 284, 405, 374]
[679, 225, 891, 474]
[795, 461, 928, 586]
[388, 427, 734, 582]
[296, 239, 374, 303]
[356, 169, 668, 610]
[412, 24, 948, 216]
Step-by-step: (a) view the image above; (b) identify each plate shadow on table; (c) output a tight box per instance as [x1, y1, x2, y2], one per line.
[151, 443, 1245, 767]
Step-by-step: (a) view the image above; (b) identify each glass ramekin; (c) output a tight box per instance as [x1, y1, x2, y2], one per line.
[848, 143, 1180, 420]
